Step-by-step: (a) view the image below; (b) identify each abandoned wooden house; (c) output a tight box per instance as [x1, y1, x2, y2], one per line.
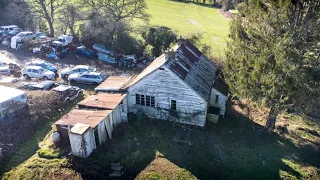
[0, 85, 27, 124]
[124, 39, 229, 126]
[54, 93, 127, 158]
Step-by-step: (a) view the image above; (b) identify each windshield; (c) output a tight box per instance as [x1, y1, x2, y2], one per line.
[0, 62, 5, 67]
[9, 30, 17, 35]
[39, 68, 46, 73]
[16, 33, 24, 37]
[41, 63, 51, 69]
[37, 33, 45, 36]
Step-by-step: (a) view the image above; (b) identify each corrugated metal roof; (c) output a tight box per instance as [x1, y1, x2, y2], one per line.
[0, 85, 26, 103]
[127, 39, 219, 101]
[77, 93, 127, 110]
[95, 76, 132, 92]
[55, 109, 112, 128]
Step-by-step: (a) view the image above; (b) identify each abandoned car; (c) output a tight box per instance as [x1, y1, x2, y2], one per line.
[68, 72, 106, 85]
[51, 85, 83, 103]
[60, 65, 96, 79]
[22, 66, 56, 80]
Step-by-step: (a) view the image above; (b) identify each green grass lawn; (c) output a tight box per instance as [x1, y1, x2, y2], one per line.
[139, 0, 230, 58]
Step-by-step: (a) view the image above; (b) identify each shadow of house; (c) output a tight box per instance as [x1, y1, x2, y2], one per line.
[68, 103, 320, 180]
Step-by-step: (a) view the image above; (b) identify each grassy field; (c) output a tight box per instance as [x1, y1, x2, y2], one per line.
[2, 100, 319, 180]
[137, 0, 230, 58]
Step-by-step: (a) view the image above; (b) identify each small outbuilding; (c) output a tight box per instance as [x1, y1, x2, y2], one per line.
[69, 123, 96, 158]
[0, 85, 27, 124]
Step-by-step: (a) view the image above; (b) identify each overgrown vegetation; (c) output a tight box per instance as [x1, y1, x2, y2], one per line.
[224, 0, 320, 131]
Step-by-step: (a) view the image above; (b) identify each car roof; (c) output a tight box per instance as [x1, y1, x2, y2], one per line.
[29, 61, 46, 64]
[74, 65, 89, 69]
[52, 85, 72, 91]
[19, 31, 33, 34]
[82, 72, 101, 76]
[0, 25, 18, 28]
[26, 66, 43, 70]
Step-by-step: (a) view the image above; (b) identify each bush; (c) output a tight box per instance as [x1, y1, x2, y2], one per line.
[37, 149, 60, 159]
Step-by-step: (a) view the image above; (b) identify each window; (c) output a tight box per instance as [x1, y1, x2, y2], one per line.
[136, 94, 141, 105]
[171, 100, 177, 110]
[27, 69, 32, 72]
[215, 95, 219, 103]
[151, 96, 155, 107]
[32, 69, 39, 73]
[80, 68, 86, 72]
[146, 95, 151, 106]
[136, 94, 155, 107]
[140, 95, 145, 106]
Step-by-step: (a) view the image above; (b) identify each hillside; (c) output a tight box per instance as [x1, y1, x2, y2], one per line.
[141, 0, 230, 57]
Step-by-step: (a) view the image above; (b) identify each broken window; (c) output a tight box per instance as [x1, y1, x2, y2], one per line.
[215, 95, 219, 103]
[171, 100, 177, 110]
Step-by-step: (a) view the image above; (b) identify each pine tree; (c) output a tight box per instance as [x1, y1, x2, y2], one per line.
[224, 0, 320, 131]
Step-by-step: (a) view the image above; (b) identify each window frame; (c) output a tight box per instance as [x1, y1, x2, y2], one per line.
[215, 95, 219, 104]
[136, 94, 155, 107]
[171, 100, 177, 111]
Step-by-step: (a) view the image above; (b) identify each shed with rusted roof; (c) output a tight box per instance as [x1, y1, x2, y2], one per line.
[126, 38, 228, 126]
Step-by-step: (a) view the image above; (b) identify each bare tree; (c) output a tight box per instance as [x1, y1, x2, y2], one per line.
[27, 0, 67, 37]
[58, 3, 87, 42]
[88, 0, 149, 22]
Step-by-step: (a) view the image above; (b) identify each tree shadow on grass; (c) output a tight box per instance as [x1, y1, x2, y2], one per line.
[70, 107, 319, 180]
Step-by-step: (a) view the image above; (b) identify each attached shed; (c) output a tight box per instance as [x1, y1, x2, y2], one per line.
[77, 93, 128, 125]
[55, 109, 114, 145]
[0, 85, 27, 124]
[208, 77, 229, 121]
[94, 76, 132, 93]
[69, 123, 96, 158]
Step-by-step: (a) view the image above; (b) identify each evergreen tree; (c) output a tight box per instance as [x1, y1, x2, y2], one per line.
[225, 0, 320, 131]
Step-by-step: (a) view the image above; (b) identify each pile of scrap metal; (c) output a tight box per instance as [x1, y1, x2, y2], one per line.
[93, 44, 137, 68]
[32, 35, 73, 59]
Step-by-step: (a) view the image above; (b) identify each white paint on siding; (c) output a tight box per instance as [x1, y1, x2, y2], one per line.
[209, 88, 227, 116]
[128, 67, 207, 127]
[69, 128, 96, 158]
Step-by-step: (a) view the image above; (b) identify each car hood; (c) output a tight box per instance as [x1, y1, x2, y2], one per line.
[61, 68, 71, 74]
[43, 70, 55, 76]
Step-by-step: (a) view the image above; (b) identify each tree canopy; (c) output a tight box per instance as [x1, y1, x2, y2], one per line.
[224, 0, 320, 131]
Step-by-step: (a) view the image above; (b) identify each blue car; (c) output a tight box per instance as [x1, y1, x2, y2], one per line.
[75, 46, 96, 58]
[26, 61, 57, 73]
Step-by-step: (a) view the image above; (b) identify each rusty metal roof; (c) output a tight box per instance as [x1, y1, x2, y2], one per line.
[95, 76, 132, 92]
[126, 39, 219, 101]
[77, 93, 127, 110]
[55, 109, 112, 128]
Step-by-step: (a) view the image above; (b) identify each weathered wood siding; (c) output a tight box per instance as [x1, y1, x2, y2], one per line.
[209, 88, 227, 116]
[128, 67, 207, 127]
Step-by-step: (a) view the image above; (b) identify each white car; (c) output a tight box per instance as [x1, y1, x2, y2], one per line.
[68, 72, 106, 85]
[12, 31, 36, 43]
[0, 62, 10, 75]
[61, 65, 96, 78]
[22, 66, 56, 80]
